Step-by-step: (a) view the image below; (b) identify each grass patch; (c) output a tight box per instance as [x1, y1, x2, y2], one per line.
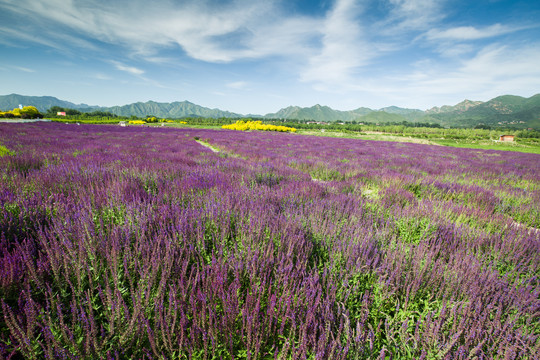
[0, 144, 15, 156]
[296, 130, 540, 154]
[432, 139, 540, 154]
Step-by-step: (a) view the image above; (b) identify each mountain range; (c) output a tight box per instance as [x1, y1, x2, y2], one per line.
[1, 93, 539, 129]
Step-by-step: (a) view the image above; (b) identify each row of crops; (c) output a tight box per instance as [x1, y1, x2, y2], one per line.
[0, 122, 539, 359]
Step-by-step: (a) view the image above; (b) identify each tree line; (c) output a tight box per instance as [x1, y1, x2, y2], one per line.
[45, 106, 124, 119]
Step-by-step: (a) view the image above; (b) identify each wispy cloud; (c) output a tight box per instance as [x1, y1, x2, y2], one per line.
[0, 0, 448, 76]
[385, 0, 445, 31]
[93, 73, 112, 81]
[12, 66, 35, 73]
[226, 81, 249, 90]
[111, 61, 144, 75]
[0, 25, 64, 50]
[0, 3, 100, 54]
[298, 0, 451, 90]
[0, 0, 318, 63]
[300, 0, 372, 87]
[426, 24, 530, 41]
[1, 0, 539, 111]
[457, 44, 540, 85]
[376, 43, 540, 108]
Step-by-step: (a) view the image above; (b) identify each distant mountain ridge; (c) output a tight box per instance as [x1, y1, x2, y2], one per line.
[0, 94, 242, 119]
[1, 93, 539, 129]
[0, 94, 95, 112]
[105, 100, 242, 119]
[423, 94, 540, 128]
[264, 104, 373, 122]
[264, 104, 425, 122]
[426, 100, 483, 114]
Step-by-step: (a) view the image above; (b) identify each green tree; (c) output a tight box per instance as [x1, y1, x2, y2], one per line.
[65, 108, 82, 116]
[46, 106, 65, 117]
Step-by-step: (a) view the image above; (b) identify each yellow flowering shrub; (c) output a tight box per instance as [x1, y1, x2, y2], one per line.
[222, 120, 296, 133]
[1, 106, 42, 119]
[129, 120, 146, 125]
[21, 106, 40, 118]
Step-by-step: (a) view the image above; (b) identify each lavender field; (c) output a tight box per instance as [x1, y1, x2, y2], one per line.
[0, 122, 539, 359]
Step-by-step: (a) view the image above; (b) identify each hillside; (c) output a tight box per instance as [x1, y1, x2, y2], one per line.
[264, 104, 372, 122]
[0, 94, 95, 112]
[357, 111, 407, 123]
[425, 99, 483, 114]
[104, 100, 243, 118]
[0, 95, 242, 119]
[424, 94, 540, 128]
[378, 106, 425, 121]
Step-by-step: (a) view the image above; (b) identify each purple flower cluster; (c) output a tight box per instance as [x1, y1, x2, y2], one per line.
[0, 122, 539, 359]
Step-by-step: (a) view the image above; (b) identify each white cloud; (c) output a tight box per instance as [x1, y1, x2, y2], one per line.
[426, 24, 527, 41]
[458, 44, 540, 83]
[226, 81, 249, 90]
[111, 61, 144, 75]
[248, 16, 322, 59]
[11, 66, 35, 73]
[0, 0, 320, 63]
[0, 1, 101, 52]
[93, 73, 111, 80]
[296, 0, 449, 90]
[376, 44, 540, 108]
[1, 0, 539, 111]
[0, 0, 443, 78]
[0, 25, 64, 50]
[300, 0, 373, 87]
[434, 44, 475, 58]
[385, 0, 445, 30]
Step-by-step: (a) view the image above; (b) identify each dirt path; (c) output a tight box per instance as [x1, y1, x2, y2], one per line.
[195, 139, 220, 153]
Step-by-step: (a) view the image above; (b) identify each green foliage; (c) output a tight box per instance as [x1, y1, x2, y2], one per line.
[0, 144, 14, 156]
[252, 171, 283, 187]
[310, 164, 346, 181]
[93, 206, 127, 229]
[393, 217, 437, 244]
[45, 106, 124, 121]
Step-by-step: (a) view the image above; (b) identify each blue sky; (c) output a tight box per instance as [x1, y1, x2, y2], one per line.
[0, 0, 539, 114]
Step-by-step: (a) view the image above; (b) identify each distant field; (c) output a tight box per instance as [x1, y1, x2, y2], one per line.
[153, 125, 540, 154]
[298, 129, 540, 154]
[156, 122, 223, 129]
[431, 138, 540, 154]
[0, 119, 52, 123]
[1, 122, 538, 358]
[8, 116, 538, 155]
